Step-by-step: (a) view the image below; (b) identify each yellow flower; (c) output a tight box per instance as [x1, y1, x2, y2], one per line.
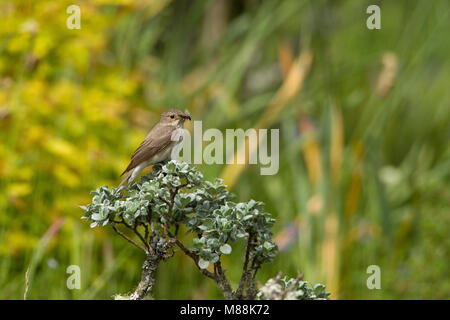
[7, 182, 32, 198]
[53, 164, 81, 188]
[7, 33, 30, 53]
[0, 230, 39, 255]
[44, 136, 77, 159]
[32, 32, 54, 59]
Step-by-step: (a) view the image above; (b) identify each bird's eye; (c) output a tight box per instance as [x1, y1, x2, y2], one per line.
[170, 115, 175, 119]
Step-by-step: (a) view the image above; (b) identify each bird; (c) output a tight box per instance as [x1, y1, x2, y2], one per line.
[118, 109, 191, 187]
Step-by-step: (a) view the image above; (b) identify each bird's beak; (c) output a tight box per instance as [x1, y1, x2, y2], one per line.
[183, 114, 191, 121]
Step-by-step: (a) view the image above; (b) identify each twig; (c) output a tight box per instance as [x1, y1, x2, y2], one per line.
[215, 261, 234, 300]
[173, 235, 233, 299]
[111, 224, 147, 252]
[235, 234, 254, 298]
[173, 239, 215, 280]
[143, 223, 150, 243]
[133, 225, 151, 252]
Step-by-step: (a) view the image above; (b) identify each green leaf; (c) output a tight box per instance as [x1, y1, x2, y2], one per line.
[220, 244, 232, 254]
[263, 241, 275, 250]
[198, 258, 210, 269]
[236, 231, 247, 238]
[91, 213, 103, 221]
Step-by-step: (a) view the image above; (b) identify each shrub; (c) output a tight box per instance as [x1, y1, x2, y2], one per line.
[81, 160, 328, 300]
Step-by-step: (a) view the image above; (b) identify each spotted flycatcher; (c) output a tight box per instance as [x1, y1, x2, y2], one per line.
[118, 109, 191, 187]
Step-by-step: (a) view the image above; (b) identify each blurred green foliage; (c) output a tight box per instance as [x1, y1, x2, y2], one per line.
[0, 0, 449, 299]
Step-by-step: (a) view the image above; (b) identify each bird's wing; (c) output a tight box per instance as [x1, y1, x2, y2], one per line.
[121, 124, 177, 175]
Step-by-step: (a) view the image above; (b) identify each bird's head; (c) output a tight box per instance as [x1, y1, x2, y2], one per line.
[160, 109, 191, 125]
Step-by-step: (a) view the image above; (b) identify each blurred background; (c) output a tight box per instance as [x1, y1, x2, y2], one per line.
[0, 0, 449, 299]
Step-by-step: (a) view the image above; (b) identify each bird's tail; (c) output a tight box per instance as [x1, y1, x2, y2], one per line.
[118, 170, 132, 188]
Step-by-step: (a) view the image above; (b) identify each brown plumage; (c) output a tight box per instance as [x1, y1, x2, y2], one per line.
[118, 109, 191, 187]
